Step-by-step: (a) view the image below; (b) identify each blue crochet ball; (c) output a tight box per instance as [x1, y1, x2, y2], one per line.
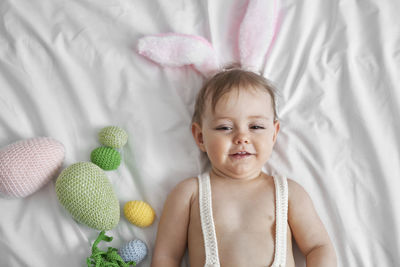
[118, 239, 148, 264]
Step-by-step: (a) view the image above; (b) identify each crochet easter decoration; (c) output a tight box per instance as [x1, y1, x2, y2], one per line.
[56, 162, 120, 230]
[137, 0, 281, 76]
[124, 200, 156, 228]
[91, 146, 121, 171]
[119, 239, 148, 264]
[99, 126, 128, 149]
[0, 137, 64, 198]
[87, 231, 136, 267]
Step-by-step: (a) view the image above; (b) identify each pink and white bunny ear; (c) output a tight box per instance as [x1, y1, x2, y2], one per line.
[238, 0, 281, 72]
[137, 33, 220, 77]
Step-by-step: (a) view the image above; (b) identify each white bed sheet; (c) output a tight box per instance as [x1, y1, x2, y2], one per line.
[1, 0, 400, 266]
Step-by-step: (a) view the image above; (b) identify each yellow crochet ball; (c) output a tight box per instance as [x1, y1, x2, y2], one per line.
[124, 200, 155, 227]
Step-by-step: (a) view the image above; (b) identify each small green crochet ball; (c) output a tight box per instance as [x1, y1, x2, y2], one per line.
[99, 126, 128, 149]
[55, 162, 120, 231]
[91, 147, 121, 170]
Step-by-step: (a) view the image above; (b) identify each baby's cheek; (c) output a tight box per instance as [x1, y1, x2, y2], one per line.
[206, 139, 226, 159]
[257, 139, 274, 156]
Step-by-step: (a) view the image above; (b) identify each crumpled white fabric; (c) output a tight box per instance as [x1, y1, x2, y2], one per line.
[0, 0, 399, 266]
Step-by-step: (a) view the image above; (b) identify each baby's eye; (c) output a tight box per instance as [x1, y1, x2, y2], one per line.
[250, 125, 265, 130]
[216, 126, 232, 131]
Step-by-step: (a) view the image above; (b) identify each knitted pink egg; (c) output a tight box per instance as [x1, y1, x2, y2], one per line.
[0, 137, 65, 198]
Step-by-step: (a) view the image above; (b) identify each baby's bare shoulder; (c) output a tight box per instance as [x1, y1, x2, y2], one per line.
[173, 177, 198, 192]
[169, 177, 198, 203]
[287, 178, 310, 201]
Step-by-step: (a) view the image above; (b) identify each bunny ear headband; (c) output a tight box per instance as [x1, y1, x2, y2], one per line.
[137, 0, 281, 77]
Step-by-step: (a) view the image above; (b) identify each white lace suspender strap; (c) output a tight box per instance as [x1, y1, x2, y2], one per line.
[271, 175, 289, 267]
[198, 173, 220, 267]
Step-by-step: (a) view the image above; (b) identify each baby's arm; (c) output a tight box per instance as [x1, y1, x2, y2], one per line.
[151, 178, 197, 267]
[287, 179, 337, 267]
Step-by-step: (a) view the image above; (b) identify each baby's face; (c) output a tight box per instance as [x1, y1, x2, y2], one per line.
[193, 87, 280, 180]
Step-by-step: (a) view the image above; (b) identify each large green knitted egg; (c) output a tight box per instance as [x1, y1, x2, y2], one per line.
[98, 126, 128, 149]
[91, 147, 121, 170]
[55, 162, 120, 230]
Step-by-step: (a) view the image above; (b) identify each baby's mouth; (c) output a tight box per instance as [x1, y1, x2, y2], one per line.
[229, 151, 253, 159]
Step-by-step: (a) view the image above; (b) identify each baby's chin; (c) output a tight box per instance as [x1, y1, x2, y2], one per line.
[212, 166, 264, 181]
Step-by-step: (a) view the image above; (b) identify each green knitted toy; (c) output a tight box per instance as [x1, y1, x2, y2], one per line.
[55, 162, 120, 230]
[99, 126, 128, 149]
[87, 231, 136, 267]
[91, 147, 121, 170]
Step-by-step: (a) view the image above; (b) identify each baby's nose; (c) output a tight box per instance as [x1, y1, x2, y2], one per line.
[233, 134, 250, 145]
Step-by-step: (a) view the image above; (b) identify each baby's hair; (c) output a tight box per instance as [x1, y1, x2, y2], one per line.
[191, 63, 278, 126]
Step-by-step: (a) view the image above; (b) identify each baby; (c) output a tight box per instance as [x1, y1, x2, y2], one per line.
[151, 66, 337, 267]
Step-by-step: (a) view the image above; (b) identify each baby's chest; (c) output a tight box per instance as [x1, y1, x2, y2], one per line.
[188, 187, 279, 266]
[212, 190, 276, 232]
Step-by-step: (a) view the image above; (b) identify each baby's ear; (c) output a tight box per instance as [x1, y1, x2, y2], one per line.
[191, 123, 206, 152]
[272, 120, 280, 143]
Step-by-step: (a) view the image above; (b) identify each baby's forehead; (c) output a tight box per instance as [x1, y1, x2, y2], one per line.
[213, 87, 272, 106]
[204, 88, 274, 119]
